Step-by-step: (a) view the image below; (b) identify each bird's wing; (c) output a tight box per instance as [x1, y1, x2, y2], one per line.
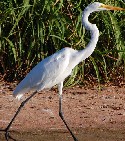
[30, 48, 71, 89]
[13, 48, 71, 96]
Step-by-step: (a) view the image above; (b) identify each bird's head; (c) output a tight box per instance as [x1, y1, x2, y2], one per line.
[85, 2, 125, 13]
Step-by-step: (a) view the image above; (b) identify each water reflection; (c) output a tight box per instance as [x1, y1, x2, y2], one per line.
[0, 128, 125, 141]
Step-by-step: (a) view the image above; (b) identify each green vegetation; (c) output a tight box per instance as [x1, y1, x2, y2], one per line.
[0, 0, 125, 86]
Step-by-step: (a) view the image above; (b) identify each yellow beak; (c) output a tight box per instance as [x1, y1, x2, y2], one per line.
[101, 4, 125, 10]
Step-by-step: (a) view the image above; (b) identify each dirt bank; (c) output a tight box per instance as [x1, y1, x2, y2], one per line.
[0, 81, 125, 140]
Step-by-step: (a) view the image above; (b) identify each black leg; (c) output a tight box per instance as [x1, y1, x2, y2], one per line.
[59, 95, 78, 141]
[0, 91, 37, 141]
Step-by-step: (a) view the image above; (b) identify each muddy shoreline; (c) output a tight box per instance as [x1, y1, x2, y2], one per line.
[0, 81, 125, 140]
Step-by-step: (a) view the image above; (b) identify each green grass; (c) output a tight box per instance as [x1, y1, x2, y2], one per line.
[0, 0, 125, 86]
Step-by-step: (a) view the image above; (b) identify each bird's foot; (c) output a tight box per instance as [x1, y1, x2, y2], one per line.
[0, 128, 16, 141]
[0, 128, 9, 140]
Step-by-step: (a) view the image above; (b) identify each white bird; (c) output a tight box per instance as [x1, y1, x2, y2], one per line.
[0, 2, 124, 141]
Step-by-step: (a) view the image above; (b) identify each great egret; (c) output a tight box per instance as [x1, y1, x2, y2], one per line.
[0, 2, 124, 141]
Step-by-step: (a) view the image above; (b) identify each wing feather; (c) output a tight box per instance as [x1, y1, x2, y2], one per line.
[13, 48, 71, 97]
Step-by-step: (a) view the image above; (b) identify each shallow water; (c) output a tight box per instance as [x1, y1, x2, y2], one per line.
[0, 128, 125, 141]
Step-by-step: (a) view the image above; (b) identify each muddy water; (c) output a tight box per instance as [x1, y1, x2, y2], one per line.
[0, 128, 125, 141]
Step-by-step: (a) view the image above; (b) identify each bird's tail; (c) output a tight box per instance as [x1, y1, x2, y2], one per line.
[13, 79, 31, 100]
[14, 93, 24, 100]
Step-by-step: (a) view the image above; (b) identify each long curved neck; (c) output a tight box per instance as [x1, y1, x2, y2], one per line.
[77, 9, 99, 61]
